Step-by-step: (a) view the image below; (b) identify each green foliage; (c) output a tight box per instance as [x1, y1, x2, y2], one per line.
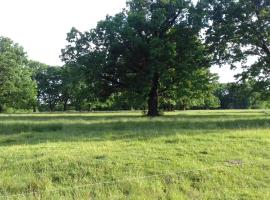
[34, 65, 62, 111]
[0, 37, 37, 112]
[214, 81, 269, 109]
[62, 0, 214, 116]
[60, 64, 91, 111]
[29, 62, 93, 112]
[2, 1, 270, 113]
[201, 0, 270, 96]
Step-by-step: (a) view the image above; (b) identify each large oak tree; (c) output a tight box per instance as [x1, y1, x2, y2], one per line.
[62, 0, 212, 116]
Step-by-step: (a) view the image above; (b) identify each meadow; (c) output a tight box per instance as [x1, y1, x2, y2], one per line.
[0, 110, 269, 200]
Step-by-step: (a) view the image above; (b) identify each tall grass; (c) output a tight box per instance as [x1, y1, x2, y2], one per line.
[0, 110, 269, 199]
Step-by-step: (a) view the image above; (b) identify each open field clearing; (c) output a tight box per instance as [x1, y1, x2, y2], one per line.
[0, 110, 269, 199]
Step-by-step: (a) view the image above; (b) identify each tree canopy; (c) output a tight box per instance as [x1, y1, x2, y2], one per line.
[0, 37, 37, 112]
[62, 0, 214, 116]
[0, 0, 269, 114]
[201, 0, 270, 96]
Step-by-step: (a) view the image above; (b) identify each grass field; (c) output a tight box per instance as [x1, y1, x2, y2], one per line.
[0, 110, 269, 200]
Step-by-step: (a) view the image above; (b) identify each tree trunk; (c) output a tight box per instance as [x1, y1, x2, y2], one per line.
[0, 105, 3, 113]
[33, 105, 37, 113]
[181, 105, 186, 111]
[63, 100, 68, 111]
[75, 102, 82, 112]
[49, 102, 53, 112]
[147, 72, 159, 117]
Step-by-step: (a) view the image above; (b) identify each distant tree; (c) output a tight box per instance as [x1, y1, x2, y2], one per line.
[201, 0, 270, 96]
[35, 66, 62, 111]
[62, 0, 212, 116]
[60, 65, 74, 111]
[215, 81, 264, 109]
[175, 69, 220, 110]
[0, 37, 37, 112]
[29, 61, 90, 112]
[109, 92, 147, 111]
[160, 69, 220, 110]
[28, 60, 48, 76]
[60, 64, 90, 111]
[28, 60, 49, 111]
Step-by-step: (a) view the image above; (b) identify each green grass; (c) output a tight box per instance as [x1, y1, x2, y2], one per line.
[0, 110, 269, 199]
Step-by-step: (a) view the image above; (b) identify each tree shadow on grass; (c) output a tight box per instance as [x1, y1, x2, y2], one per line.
[0, 111, 268, 122]
[0, 114, 142, 122]
[0, 116, 269, 146]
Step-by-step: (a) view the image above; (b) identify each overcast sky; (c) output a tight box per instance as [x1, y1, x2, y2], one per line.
[0, 0, 241, 83]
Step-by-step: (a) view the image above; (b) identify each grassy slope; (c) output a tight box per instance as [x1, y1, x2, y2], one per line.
[0, 110, 269, 199]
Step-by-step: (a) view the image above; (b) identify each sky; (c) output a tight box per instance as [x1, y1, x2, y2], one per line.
[0, 0, 241, 83]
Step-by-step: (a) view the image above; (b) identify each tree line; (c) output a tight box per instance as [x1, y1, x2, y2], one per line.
[0, 0, 269, 115]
